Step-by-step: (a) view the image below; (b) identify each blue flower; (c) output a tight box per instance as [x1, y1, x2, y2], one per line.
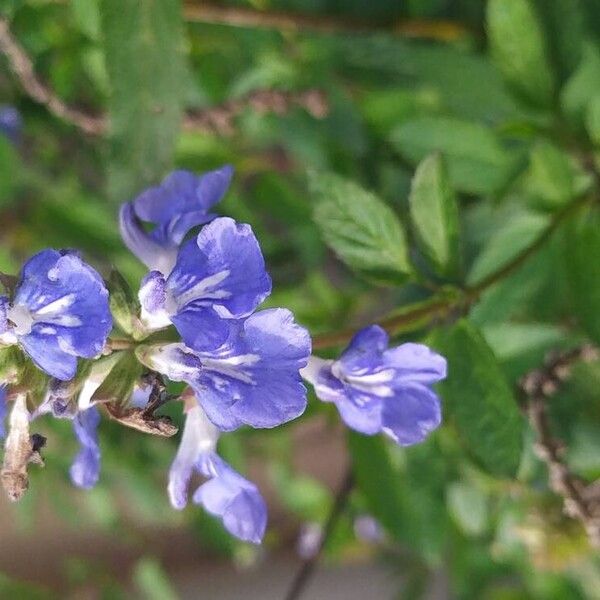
[69, 406, 101, 489]
[168, 403, 220, 509]
[302, 325, 446, 446]
[120, 167, 234, 274]
[141, 308, 311, 431]
[0, 249, 112, 381]
[139, 216, 271, 351]
[194, 452, 267, 544]
[0, 106, 21, 143]
[168, 403, 267, 543]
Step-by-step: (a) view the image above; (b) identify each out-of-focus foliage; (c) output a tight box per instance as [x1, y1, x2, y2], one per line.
[1, 0, 600, 597]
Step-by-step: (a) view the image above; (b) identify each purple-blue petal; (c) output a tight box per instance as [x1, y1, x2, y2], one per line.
[381, 384, 442, 446]
[19, 332, 78, 381]
[70, 406, 101, 489]
[139, 270, 168, 314]
[168, 404, 219, 509]
[15, 250, 112, 360]
[193, 452, 267, 544]
[195, 309, 311, 430]
[339, 325, 389, 375]
[119, 203, 179, 273]
[133, 167, 233, 225]
[171, 308, 231, 353]
[167, 217, 272, 326]
[0, 295, 8, 336]
[384, 343, 447, 385]
[335, 394, 383, 435]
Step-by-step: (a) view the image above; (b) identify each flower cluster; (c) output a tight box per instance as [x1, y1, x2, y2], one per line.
[0, 164, 446, 544]
[124, 168, 311, 541]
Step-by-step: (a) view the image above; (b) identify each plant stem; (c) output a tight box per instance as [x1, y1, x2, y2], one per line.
[0, 16, 328, 137]
[184, 2, 471, 42]
[285, 469, 354, 600]
[520, 345, 600, 548]
[313, 195, 590, 350]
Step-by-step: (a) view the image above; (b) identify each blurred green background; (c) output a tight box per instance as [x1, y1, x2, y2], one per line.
[2, 0, 600, 598]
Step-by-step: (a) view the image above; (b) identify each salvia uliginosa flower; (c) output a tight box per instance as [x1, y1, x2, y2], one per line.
[0, 250, 112, 381]
[120, 166, 234, 274]
[302, 325, 445, 446]
[141, 308, 311, 431]
[139, 216, 271, 350]
[0, 105, 21, 143]
[169, 403, 267, 543]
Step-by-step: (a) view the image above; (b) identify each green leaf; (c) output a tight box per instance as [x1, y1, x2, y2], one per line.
[107, 269, 140, 337]
[524, 141, 577, 209]
[349, 432, 447, 562]
[565, 205, 600, 344]
[101, 0, 186, 203]
[447, 482, 489, 536]
[561, 42, 600, 126]
[272, 465, 331, 522]
[71, 0, 101, 40]
[409, 153, 460, 277]
[0, 346, 25, 384]
[487, 0, 555, 107]
[467, 210, 548, 285]
[310, 172, 412, 285]
[390, 117, 517, 196]
[431, 320, 524, 477]
[133, 558, 178, 600]
[532, 0, 586, 82]
[91, 351, 142, 406]
[585, 94, 600, 145]
[0, 136, 20, 208]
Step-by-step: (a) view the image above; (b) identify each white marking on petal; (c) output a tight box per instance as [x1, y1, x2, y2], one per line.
[201, 353, 260, 385]
[140, 305, 172, 331]
[78, 353, 122, 410]
[35, 294, 76, 316]
[300, 356, 333, 385]
[144, 344, 201, 381]
[7, 304, 34, 336]
[174, 270, 231, 309]
[331, 362, 395, 398]
[37, 326, 57, 336]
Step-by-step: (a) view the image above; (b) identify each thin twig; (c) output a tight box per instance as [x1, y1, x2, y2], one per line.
[0, 16, 329, 136]
[184, 1, 471, 42]
[313, 195, 590, 350]
[520, 345, 600, 548]
[0, 16, 105, 135]
[285, 469, 354, 600]
[183, 88, 328, 136]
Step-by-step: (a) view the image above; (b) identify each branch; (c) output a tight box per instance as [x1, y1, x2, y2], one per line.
[313, 195, 590, 350]
[520, 345, 600, 548]
[285, 469, 354, 600]
[184, 2, 471, 42]
[0, 16, 328, 136]
[183, 88, 328, 136]
[0, 16, 105, 135]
